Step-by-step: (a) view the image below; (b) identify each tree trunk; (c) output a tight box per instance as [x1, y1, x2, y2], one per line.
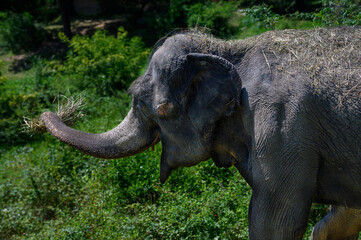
[59, 0, 73, 39]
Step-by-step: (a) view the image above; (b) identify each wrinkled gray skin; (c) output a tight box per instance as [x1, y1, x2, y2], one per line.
[311, 206, 361, 240]
[41, 30, 361, 239]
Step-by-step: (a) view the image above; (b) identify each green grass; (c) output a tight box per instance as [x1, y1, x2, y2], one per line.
[0, 54, 29, 80]
[0, 128, 252, 239]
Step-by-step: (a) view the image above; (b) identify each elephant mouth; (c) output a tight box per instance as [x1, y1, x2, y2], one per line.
[149, 132, 161, 150]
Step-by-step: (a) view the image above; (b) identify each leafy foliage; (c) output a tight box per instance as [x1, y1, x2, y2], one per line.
[313, 0, 361, 26]
[0, 27, 148, 144]
[0, 12, 46, 53]
[0, 141, 251, 239]
[244, 5, 281, 30]
[186, 1, 241, 38]
[0, 56, 57, 144]
[57, 28, 149, 96]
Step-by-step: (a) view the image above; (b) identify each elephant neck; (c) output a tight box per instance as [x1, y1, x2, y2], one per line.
[212, 106, 252, 185]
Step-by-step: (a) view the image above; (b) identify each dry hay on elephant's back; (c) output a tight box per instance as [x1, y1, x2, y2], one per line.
[189, 27, 361, 108]
[185, 27, 360, 95]
[248, 27, 361, 108]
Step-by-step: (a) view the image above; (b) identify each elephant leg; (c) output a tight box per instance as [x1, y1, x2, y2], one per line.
[248, 185, 312, 240]
[311, 205, 361, 240]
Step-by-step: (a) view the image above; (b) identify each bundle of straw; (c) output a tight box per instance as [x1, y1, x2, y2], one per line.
[23, 95, 85, 135]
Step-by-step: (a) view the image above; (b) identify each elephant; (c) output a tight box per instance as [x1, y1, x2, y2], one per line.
[311, 206, 361, 240]
[40, 26, 361, 239]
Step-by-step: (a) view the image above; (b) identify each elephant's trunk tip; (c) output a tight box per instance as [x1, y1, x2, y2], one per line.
[23, 112, 63, 135]
[23, 96, 85, 135]
[23, 115, 47, 135]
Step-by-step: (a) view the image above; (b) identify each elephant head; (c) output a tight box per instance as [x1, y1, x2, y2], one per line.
[41, 34, 242, 183]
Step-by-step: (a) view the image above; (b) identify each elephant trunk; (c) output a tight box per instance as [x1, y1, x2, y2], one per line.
[40, 108, 159, 159]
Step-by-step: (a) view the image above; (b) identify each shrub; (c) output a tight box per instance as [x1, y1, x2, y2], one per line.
[313, 0, 361, 26]
[57, 28, 150, 96]
[0, 89, 40, 144]
[0, 57, 57, 144]
[0, 141, 103, 239]
[243, 5, 281, 30]
[186, 1, 241, 38]
[0, 12, 46, 53]
[0, 26, 149, 144]
[289, 0, 361, 26]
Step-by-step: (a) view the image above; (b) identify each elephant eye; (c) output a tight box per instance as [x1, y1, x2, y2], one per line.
[135, 99, 153, 116]
[136, 99, 146, 109]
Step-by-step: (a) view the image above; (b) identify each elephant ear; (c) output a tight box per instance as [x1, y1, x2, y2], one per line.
[177, 53, 242, 129]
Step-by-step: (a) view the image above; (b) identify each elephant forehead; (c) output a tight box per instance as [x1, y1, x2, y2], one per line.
[152, 35, 191, 66]
[149, 57, 183, 100]
[152, 50, 178, 71]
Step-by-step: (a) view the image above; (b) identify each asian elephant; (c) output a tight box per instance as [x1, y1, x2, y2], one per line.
[40, 27, 361, 239]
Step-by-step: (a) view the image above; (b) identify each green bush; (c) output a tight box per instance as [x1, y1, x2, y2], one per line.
[0, 79, 37, 144]
[313, 0, 361, 26]
[186, 1, 241, 38]
[244, 5, 281, 30]
[57, 28, 150, 96]
[289, 0, 361, 26]
[0, 140, 102, 238]
[236, 0, 360, 39]
[0, 12, 46, 53]
[0, 93, 132, 238]
[0, 27, 148, 144]
[0, 57, 56, 144]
